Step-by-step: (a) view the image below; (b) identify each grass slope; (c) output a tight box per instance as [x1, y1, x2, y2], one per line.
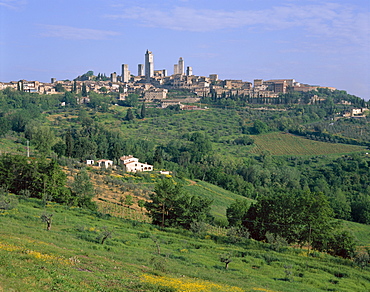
[249, 132, 366, 156]
[184, 180, 253, 220]
[87, 169, 251, 223]
[342, 220, 370, 248]
[1, 199, 370, 292]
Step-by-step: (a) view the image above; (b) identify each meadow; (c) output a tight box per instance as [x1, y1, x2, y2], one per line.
[1, 198, 370, 292]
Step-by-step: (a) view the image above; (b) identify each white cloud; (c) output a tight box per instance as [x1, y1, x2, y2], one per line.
[40, 25, 120, 40]
[106, 3, 370, 46]
[0, 0, 26, 9]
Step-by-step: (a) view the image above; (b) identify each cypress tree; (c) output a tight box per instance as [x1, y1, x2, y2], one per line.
[81, 83, 87, 97]
[140, 102, 146, 119]
[125, 108, 134, 121]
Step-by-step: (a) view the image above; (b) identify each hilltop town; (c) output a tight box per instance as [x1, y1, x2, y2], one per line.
[0, 50, 336, 108]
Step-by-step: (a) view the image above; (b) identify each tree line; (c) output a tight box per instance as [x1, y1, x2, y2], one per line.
[0, 154, 96, 210]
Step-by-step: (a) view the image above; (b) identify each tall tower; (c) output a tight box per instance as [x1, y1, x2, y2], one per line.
[138, 64, 144, 76]
[186, 66, 193, 76]
[178, 57, 184, 75]
[173, 64, 179, 75]
[122, 64, 130, 82]
[145, 50, 154, 82]
[111, 72, 117, 83]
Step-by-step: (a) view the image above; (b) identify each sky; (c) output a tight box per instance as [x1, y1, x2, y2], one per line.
[1, 0, 369, 99]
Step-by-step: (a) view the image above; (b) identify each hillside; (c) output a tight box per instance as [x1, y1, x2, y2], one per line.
[84, 169, 251, 223]
[1, 198, 370, 292]
[1, 88, 370, 291]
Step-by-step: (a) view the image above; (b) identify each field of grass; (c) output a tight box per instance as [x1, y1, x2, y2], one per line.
[1, 198, 370, 291]
[342, 220, 370, 248]
[249, 132, 366, 156]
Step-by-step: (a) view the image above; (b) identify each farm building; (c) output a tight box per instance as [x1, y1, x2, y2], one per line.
[120, 155, 153, 173]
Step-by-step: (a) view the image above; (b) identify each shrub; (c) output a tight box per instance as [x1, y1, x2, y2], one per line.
[0, 190, 18, 210]
[265, 232, 288, 252]
[354, 251, 370, 269]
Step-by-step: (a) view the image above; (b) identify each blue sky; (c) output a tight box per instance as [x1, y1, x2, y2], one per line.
[1, 0, 369, 99]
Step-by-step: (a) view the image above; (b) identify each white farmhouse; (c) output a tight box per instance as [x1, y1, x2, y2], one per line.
[120, 155, 153, 173]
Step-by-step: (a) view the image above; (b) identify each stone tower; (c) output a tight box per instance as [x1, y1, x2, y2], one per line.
[145, 50, 154, 82]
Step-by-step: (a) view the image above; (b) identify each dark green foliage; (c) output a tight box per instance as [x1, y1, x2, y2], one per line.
[81, 83, 88, 97]
[189, 132, 212, 162]
[226, 199, 250, 226]
[351, 194, 370, 224]
[173, 193, 213, 229]
[52, 140, 66, 158]
[146, 178, 212, 228]
[122, 94, 139, 107]
[25, 122, 57, 156]
[251, 120, 269, 134]
[11, 111, 32, 132]
[326, 231, 356, 258]
[0, 154, 71, 203]
[233, 135, 254, 145]
[244, 190, 334, 248]
[62, 91, 77, 107]
[125, 108, 134, 121]
[329, 189, 351, 220]
[54, 83, 65, 92]
[99, 86, 108, 93]
[0, 116, 11, 137]
[140, 102, 146, 119]
[146, 178, 182, 227]
[87, 92, 110, 112]
[65, 128, 74, 158]
[71, 169, 96, 210]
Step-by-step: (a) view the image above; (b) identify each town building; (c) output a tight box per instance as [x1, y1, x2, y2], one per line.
[144, 88, 168, 101]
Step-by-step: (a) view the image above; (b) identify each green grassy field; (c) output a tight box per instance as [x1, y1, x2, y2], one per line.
[249, 132, 366, 156]
[342, 220, 370, 248]
[1, 199, 370, 292]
